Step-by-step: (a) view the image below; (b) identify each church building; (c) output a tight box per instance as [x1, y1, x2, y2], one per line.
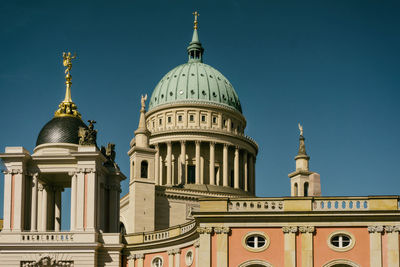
[0, 13, 399, 267]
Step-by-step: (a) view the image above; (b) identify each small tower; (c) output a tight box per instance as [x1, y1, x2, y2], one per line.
[288, 124, 321, 197]
[127, 94, 157, 233]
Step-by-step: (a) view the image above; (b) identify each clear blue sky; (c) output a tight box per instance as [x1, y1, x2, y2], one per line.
[1, 1, 399, 229]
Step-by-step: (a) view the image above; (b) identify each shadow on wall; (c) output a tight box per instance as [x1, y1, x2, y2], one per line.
[155, 187, 170, 230]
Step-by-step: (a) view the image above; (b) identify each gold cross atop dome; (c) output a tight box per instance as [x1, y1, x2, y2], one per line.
[193, 11, 199, 29]
[54, 52, 81, 118]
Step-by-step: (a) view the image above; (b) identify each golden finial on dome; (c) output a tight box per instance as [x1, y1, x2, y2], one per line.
[54, 52, 81, 118]
[193, 11, 199, 30]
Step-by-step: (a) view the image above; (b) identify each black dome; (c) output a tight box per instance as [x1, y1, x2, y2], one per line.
[36, 116, 88, 146]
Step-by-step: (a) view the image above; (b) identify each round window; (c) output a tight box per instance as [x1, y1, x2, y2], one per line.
[185, 250, 194, 266]
[152, 257, 163, 267]
[242, 232, 270, 252]
[327, 231, 355, 252]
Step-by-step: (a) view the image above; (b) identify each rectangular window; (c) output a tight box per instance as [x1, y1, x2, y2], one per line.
[189, 115, 194, 122]
[201, 115, 206, 122]
[167, 116, 172, 123]
[178, 115, 182, 122]
[212, 116, 217, 124]
[187, 165, 196, 184]
[159, 118, 162, 125]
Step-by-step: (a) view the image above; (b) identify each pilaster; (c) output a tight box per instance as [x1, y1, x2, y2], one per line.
[223, 144, 228, 186]
[215, 227, 230, 267]
[195, 141, 201, 184]
[30, 173, 39, 231]
[283, 226, 298, 267]
[385, 225, 400, 267]
[368, 225, 384, 267]
[234, 146, 239, 189]
[299, 226, 314, 267]
[197, 227, 213, 267]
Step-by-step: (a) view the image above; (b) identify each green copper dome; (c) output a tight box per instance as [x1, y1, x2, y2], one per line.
[148, 26, 242, 113]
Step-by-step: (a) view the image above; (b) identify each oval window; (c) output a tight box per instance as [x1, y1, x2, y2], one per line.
[185, 250, 194, 266]
[330, 234, 351, 248]
[242, 232, 270, 252]
[152, 257, 163, 267]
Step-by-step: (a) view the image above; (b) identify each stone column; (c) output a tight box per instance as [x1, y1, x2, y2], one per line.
[180, 141, 186, 184]
[198, 227, 213, 267]
[41, 184, 48, 231]
[54, 187, 62, 231]
[168, 249, 174, 267]
[368, 225, 384, 267]
[70, 172, 77, 230]
[2, 171, 12, 231]
[174, 249, 181, 267]
[385, 225, 400, 267]
[234, 146, 239, 189]
[248, 155, 254, 194]
[135, 254, 144, 267]
[86, 169, 97, 231]
[167, 142, 172, 185]
[215, 227, 230, 267]
[76, 171, 85, 231]
[30, 173, 39, 231]
[243, 151, 248, 192]
[283, 226, 297, 267]
[209, 142, 215, 185]
[159, 154, 164, 185]
[299, 226, 314, 267]
[223, 144, 228, 186]
[195, 141, 201, 184]
[155, 144, 159, 185]
[12, 169, 25, 231]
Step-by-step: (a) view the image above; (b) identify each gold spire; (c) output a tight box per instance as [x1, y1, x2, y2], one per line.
[193, 11, 199, 29]
[54, 52, 81, 118]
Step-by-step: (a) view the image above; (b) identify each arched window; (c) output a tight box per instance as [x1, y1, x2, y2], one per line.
[141, 161, 148, 178]
[294, 183, 298, 196]
[304, 182, 309, 197]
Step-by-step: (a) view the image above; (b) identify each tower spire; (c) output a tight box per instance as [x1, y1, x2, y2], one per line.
[54, 52, 81, 119]
[187, 11, 204, 63]
[295, 123, 310, 170]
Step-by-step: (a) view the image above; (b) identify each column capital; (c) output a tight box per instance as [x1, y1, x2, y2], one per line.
[209, 141, 216, 146]
[167, 249, 175, 255]
[368, 225, 384, 233]
[282, 226, 298, 233]
[166, 141, 172, 145]
[135, 253, 144, 259]
[214, 226, 230, 234]
[180, 140, 186, 145]
[299, 226, 315, 233]
[194, 240, 200, 248]
[127, 254, 135, 260]
[172, 248, 181, 254]
[197, 227, 213, 234]
[38, 183, 45, 191]
[223, 143, 229, 148]
[195, 140, 201, 145]
[385, 225, 400, 233]
[235, 145, 240, 150]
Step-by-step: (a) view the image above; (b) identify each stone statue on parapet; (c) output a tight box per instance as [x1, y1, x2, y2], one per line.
[78, 120, 97, 145]
[141, 94, 147, 111]
[101, 143, 120, 171]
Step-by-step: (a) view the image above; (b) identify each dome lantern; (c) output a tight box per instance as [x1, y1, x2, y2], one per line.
[187, 11, 204, 63]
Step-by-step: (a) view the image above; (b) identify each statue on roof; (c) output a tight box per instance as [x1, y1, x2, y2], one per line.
[141, 94, 147, 111]
[78, 120, 97, 145]
[298, 123, 304, 136]
[63, 52, 77, 75]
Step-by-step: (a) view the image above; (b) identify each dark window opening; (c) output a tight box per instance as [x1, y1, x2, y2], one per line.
[187, 165, 196, 184]
[141, 161, 148, 178]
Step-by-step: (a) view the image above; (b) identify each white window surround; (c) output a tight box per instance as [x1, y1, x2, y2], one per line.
[241, 231, 270, 252]
[327, 230, 356, 252]
[185, 249, 194, 266]
[238, 259, 273, 267]
[322, 259, 361, 267]
[152, 256, 163, 267]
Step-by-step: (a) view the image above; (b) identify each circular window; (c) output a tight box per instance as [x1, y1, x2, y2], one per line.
[185, 250, 194, 266]
[242, 232, 270, 252]
[152, 256, 163, 267]
[327, 231, 355, 252]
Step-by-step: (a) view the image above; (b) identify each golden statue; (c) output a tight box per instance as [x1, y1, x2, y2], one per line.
[63, 52, 77, 75]
[141, 94, 148, 111]
[298, 123, 304, 136]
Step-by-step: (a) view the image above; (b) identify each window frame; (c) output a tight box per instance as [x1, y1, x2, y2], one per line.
[327, 231, 355, 252]
[152, 256, 163, 267]
[241, 231, 270, 252]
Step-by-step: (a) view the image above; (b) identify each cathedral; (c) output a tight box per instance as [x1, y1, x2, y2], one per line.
[0, 13, 400, 267]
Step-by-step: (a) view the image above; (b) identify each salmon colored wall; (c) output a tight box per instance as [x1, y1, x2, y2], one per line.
[296, 231, 302, 267]
[143, 251, 169, 267]
[211, 233, 217, 267]
[313, 227, 369, 267]
[179, 245, 196, 267]
[382, 233, 388, 267]
[227, 228, 284, 267]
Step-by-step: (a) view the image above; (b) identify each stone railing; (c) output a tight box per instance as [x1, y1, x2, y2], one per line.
[126, 220, 197, 245]
[313, 198, 369, 211]
[21, 232, 74, 242]
[228, 199, 284, 212]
